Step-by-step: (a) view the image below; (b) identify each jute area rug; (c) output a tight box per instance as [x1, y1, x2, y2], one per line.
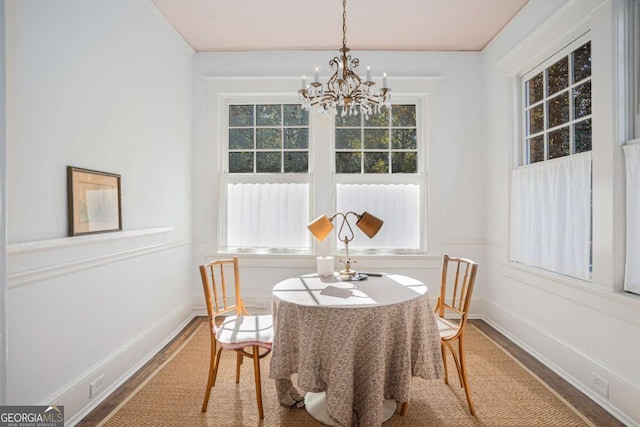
[98, 321, 594, 427]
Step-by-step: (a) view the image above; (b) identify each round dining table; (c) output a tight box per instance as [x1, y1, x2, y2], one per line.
[269, 273, 444, 427]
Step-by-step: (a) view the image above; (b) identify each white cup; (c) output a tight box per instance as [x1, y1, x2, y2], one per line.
[316, 256, 335, 277]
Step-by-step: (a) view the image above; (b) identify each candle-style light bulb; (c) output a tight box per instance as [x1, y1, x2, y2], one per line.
[382, 72, 388, 88]
[314, 67, 320, 83]
[366, 66, 371, 82]
[302, 75, 307, 90]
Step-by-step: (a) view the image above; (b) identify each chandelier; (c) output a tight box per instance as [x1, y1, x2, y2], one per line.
[298, 0, 391, 117]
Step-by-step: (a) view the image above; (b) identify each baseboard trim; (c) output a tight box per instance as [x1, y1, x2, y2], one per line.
[483, 302, 640, 427]
[58, 302, 195, 426]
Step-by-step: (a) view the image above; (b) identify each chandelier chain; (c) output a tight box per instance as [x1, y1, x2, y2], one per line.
[342, 0, 347, 50]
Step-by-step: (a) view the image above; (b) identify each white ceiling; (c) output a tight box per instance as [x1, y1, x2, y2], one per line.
[150, 0, 530, 53]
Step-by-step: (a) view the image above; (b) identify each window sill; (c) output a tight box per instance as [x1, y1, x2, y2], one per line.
[207, 251, 442, 269]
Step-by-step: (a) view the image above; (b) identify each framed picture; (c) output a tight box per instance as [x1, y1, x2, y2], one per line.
[67, 166, 122, 236]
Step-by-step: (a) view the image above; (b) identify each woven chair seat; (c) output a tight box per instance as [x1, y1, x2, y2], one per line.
[436, 317, 459, 340]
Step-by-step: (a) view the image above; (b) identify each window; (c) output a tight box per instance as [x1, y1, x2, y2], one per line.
[334, 105, 423, 252]
[522, 39, 591, 164]
[223, 103, 311, 252]
[510, 34, 593, 280]
[220, 100, 426, 254]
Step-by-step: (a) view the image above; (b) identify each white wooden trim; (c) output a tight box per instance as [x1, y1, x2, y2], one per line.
[8, 226, 173, 255]
[8, 238, 190, 289]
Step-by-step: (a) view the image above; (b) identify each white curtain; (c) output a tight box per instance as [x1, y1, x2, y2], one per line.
[336, 183, 421, 251]
[623, 143, 640, 294]
[227, 183, 310, 250]
[509, 152, 592, 280]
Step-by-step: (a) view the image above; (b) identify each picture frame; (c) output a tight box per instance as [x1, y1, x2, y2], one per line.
[67, 166, 122, 236]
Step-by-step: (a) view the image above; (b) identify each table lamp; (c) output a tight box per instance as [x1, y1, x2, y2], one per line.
[307, 211, 383, 278]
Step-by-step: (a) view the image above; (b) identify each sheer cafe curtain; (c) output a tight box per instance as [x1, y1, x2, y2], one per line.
[623, 143, 640, 294]
[509, 152, 592, 280]
[226, 182, 310, 250]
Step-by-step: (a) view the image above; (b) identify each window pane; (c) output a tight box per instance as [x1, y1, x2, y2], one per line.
[528, 136, 544, 163]
[256, 104, 281, 126]
[548, 127, 570, 159]
[283, 104, 308, 126]
[364, 152, 389, 173]
[229, 129, 254, 150]
[336, 129, 362, 149]
[227, 183, 309, 249]
[391, 105, 416, 127]
[572, 42, 591, 83]
[256, 152, 281, 172]
[335, 109, 361, 127]
[363, 129, 388, 149]
[526, 73, 544, 106]
[392, 152, 417, 173]
[573, 81, 591, 119]
[336, 152, 361, 173]
[256, 128, 281, 149]
[229, 105, 253, 126]
[364, 109, 388, 127]
[574, 119, 592, 153]
[547, 92, 569, 128]
[284, 152, 308, 172]
[229, 152, 253, 173]
[284, 128, 308, 149]
[392, 129, 417, 149]
[547, 57, 568, 96]
[336, 183, 421, 250]
[527, 104, 544, 135]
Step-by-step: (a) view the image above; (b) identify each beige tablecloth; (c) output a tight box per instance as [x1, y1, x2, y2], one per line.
[269, 274, 444, 427]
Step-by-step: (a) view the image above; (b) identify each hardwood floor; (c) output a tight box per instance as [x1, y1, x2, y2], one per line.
[77, 317, 624, 427]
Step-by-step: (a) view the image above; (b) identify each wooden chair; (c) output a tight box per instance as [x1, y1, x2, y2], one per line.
[401, 254, 478, 416]
[199, 256, 273, 419]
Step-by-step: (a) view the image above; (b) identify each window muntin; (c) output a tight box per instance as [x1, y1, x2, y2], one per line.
[335, 105, 417, 174]
[228, 104, 309, 173]
[522, 40, 591, 164]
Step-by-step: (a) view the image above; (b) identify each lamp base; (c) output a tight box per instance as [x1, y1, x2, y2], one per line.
[339, 269, 358, 279]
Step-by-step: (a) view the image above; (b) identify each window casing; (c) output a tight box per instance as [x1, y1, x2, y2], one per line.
[220, 98, 426, 255]
[521, 34, 592, 164]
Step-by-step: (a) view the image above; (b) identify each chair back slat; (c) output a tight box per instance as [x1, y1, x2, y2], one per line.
[437, 254, 478, 330]
[199, 257, 249, 327]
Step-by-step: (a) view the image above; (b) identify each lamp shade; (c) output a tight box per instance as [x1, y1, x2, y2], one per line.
[308, 214, 334, 241]
[356, 211, 384, 238]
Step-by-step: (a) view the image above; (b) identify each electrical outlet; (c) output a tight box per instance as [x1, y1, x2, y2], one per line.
[592, 374, 609, 398]
[90, 375, 104, 398]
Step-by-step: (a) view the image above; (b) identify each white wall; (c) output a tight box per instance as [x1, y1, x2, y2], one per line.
[191, 51, 488, 312]
[5, 0, 194, 423]
[483, 0, 640, 425]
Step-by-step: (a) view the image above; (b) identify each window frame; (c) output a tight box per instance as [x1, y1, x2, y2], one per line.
[207, 78, 441, 260]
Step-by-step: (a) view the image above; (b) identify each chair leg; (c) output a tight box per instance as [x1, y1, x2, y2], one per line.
[236, 351, 243, 384]
[441, 341, 449, 385]
[202, 339, 219, 412]
[399, 402, 408, 416]
[445, 341, 463, 387]
[212, 347, 223, 386]
[458, 337, 475, 416]
[252, 346, 265, 419]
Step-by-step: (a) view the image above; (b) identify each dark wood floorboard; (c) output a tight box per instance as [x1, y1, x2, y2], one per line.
[77, 317, 624, 427]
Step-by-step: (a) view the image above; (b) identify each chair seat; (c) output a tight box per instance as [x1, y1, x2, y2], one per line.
[214, 315, 274, 351]
[436, 317, 460, 340]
